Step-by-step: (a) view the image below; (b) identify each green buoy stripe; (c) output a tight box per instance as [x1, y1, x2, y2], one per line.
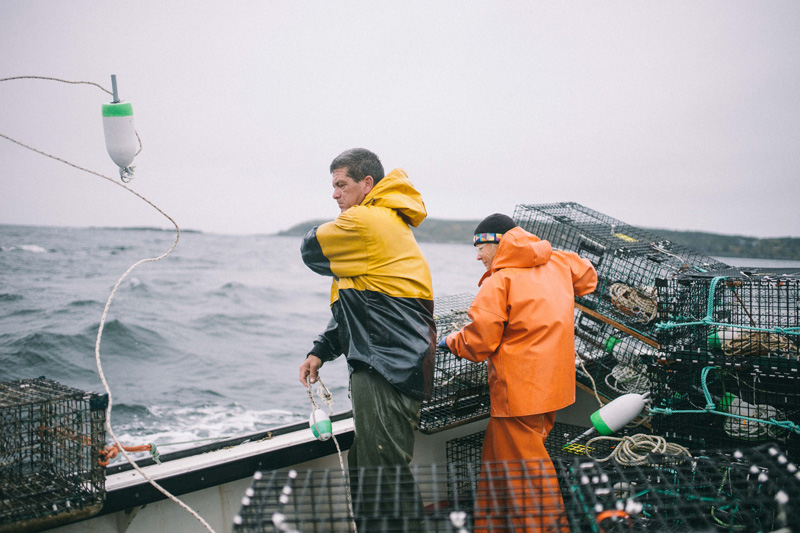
[102, 102, 133, 117]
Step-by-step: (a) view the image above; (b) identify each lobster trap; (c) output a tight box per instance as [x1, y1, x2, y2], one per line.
[0, 377, 107, 533]
[574, 308, 659, 402]
[233, 459, 570, 533]
[656, 268, 800, 359]
[568, 444, 800, 532]
[419, 293, 490, 433]
[646, 360, 800, 456]
[513, 202, 728, 341]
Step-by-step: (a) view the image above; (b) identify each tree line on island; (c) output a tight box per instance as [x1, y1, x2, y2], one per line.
[278, 219, 800, 261]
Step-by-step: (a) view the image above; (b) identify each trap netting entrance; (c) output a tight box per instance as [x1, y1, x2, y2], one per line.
[513, 202, 728, 342]
[0, 377, 107, 532]
[233, 459, 569, 533]
[419, 293, 490, 433]
[656, 268, 800, 359]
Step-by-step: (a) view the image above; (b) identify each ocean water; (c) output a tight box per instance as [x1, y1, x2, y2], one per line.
[2, 224, 799, 460]
[0, 224, 485, 457]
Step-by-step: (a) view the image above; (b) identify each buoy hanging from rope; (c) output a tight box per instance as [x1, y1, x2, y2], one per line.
[309, 408, 332, 441]
[102, 74, 137, 182]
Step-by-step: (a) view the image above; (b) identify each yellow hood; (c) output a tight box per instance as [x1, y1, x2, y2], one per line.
[363, 168, 427, 228]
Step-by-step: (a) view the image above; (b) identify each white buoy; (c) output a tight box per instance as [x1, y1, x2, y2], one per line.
[102, 75, 137, 174]
[309, 409, 332, 441]
[563, 392, 649, 448]
[590, 393, 649, 435]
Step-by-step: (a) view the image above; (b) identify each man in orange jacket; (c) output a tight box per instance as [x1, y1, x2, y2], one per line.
[442, 213, 597, 532]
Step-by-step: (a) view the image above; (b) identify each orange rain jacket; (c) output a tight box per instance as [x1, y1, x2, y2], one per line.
[445, 227, 597, 417]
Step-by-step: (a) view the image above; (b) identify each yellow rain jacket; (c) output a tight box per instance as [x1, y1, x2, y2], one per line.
[445, 226, 597, 416]
[301, 169, 435, 400]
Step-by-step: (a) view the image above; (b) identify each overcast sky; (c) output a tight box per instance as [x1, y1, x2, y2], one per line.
[1, 1, 798, 238]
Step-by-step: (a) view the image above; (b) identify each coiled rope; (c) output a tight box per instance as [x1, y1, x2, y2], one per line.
[609, 282, 658, 324]
[605, 363, 651, 395]
[1, 76, 214, 533]
[585, 433, 691, 465]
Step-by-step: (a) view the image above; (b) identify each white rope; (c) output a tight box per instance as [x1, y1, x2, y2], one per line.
[307, 378, 357, 533]
[609, 282, 658, 324]
[1, 76, 214, 532]
[721, 331, 799, 358]
[605, 364, 651, 395]
[586, 433, 691, 465]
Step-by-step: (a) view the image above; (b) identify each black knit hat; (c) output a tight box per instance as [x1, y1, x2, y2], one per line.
[473, 213, 518, 245]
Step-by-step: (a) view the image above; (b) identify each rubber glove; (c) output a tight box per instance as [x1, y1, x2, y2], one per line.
[438, 337, 449, 351]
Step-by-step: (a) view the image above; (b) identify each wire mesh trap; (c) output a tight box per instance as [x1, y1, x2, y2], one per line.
[0, 377, 107, 532]
[233, 444, 800, 532]
[513, 202, 728, 341]
[419, 293, 490, 433]
[233, 459, 570, 533]
[573, 309, 659, 402]
[568, 444, 800, 532]
[647, 360, 800, 456]
[656, 268, 800, 359]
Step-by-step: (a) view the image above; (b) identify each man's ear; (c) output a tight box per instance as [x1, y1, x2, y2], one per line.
[363, 175, 374, 192]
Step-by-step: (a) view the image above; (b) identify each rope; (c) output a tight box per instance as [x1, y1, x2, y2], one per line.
[99, 443, 158, 466]
[98, 436, 235, 466]
[1, 75, 214, 533]
[574, 349, 606, 409]
[1, 75, 144, 181]
[721, 331, 799, 358]
[604, 364, 651, 395]
[609, 283, 658, 324]
[585, 433, 691, 465]
[307, 378, 357, 533]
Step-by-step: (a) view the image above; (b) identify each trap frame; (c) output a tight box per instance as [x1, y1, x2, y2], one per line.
[513, 202, 728, 342]
[419, 293, 490, 433]
[0, 377, 107, 532]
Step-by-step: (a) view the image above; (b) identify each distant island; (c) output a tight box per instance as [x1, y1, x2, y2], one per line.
[278, 219, 800, 261]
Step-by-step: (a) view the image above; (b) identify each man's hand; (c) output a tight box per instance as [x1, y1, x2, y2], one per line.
[299, 355, 323, 387]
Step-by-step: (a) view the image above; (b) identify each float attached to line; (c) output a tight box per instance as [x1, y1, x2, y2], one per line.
[102, 74, 137, 182]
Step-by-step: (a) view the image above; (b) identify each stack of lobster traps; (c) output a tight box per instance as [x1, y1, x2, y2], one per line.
[514, 202, 800, 457]
[651, 267, 800, 455]
[233, 444, 800, 532]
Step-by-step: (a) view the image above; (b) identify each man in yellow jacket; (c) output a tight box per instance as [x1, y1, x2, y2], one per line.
[443, 213, 597, 532]
[298, 148, 436, 521]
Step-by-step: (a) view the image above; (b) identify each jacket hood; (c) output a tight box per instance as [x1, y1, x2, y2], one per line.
[478, 226, 552, 286]
[362, 168, 427, 227]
